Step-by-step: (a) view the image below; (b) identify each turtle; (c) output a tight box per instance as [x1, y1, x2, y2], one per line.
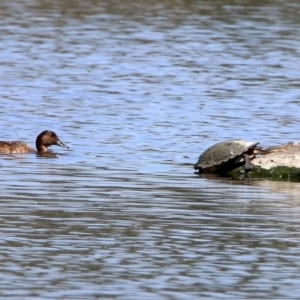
[193, 139, 265, 174]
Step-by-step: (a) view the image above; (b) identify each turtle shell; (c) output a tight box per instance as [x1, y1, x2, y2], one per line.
[195, 139, 259, 171]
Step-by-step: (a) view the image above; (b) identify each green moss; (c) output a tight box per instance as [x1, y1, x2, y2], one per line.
[227, 166, 300, 182]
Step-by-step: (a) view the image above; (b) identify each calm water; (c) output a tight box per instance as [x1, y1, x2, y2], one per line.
[1, 0, 300, 298]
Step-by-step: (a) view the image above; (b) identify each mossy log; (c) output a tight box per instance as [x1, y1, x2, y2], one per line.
[228, 143, 300, 181]
[228, 165, 300, 181]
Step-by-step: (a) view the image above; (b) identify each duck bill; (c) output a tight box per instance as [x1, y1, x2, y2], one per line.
[55, 139, 69, 149]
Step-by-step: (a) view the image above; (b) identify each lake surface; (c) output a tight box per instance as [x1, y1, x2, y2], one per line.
[1, 0, 300, 298]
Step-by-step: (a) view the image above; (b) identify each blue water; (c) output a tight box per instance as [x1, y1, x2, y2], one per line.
[1, 0, 300, 299]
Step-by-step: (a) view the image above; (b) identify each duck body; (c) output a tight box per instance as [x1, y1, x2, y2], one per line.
[0, 141, 35, 154]
[0, 130, 68, 154]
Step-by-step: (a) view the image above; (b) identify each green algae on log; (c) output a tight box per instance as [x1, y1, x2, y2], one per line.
[241, 143, 300, 181]
[227, 165, 300, 181]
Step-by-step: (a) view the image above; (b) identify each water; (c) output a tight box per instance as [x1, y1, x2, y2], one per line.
[1, 0, 300, 298]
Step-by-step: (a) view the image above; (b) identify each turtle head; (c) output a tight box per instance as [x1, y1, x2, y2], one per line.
[194, 162, 203, 173]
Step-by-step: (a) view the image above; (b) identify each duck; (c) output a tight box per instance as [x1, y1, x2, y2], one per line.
[0, 130, 69, 154]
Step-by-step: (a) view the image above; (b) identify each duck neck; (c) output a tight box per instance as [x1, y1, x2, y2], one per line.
[36, 144, 48, 153]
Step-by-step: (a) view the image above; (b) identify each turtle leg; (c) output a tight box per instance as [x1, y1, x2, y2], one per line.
[243, 154, 253, 172]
